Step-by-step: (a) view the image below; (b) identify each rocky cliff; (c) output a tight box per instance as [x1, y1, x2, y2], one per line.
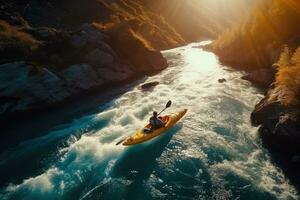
[211, 0, 300, 70]
[0, 0, 253, 119]
[0, 0, 182, 119]
[210, 0, 300, 186]
[251, 85, 300, 186]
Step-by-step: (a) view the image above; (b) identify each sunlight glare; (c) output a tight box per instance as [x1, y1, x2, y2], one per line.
[179, 42, 220, 83]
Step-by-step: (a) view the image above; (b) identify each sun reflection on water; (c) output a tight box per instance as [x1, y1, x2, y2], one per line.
[179, 42, 221, 83]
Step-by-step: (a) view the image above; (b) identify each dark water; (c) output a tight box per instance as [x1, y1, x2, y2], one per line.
[0, 42, 298, 200]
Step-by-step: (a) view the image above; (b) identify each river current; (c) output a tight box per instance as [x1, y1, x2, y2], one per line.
[0, 42, 298, 200]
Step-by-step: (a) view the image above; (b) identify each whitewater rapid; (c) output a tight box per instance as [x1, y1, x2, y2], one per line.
[0, 42, 298, 200]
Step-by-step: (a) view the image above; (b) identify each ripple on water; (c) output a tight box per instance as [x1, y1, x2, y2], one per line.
[1, 42, 299, 200]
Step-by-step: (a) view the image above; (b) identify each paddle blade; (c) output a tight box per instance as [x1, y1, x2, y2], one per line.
[116, 138, 126, 145]
[166, 100, 172, 108]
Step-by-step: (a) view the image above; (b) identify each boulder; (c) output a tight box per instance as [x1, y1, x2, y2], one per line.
[31, 27, 60, 39]
[242, 68, 275, 87]
[0, 61, 134, 117]
[84, 48, 114, 67]
[251, 86, 289, 125]
[0, 62, 69, 114]
[218, 78, 226, 83]
[96, 67, 130, 82]
[71, 23, 105, 48]
[27, 68, 69, 102]
[61, 64, 104, 90]
[108, 23, 168, 73]
[144, 50, 168, 71]
[251, 86, 300, 154]
[0, 62, 32, 93]
[140, 81, 159, 90]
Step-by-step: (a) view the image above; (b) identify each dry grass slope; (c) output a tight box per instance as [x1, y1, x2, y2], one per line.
[0, 20, 40, 63]
[212, 0, 300, 69]
[98, 0, 185, 50]
[274, 46, 300, 106]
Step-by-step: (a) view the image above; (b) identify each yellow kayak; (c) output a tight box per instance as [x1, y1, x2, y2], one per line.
[123, 109, 187, 146]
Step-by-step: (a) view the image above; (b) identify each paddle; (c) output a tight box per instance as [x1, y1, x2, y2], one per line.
[115, 100, 172, 146]
[116, 138, 126, 145]
[158, 100, 172, 116]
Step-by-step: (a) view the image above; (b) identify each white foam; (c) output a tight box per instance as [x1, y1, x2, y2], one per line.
[2, 41, 298, 200]
[6, 167, 61, 194]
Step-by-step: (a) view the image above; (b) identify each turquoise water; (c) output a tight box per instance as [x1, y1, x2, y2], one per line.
[0, 42, 298, 200]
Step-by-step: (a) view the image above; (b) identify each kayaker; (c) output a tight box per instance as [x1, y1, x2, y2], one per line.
[150, 111, 165, 130]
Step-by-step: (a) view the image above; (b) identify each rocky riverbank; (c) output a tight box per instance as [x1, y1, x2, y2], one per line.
[0, 0, 253, 122]
[207, 0, 300, 188]
[251, 84, 300, 188]
[208, 43, 300, 188]
[0, 0, 180, 121]
[0, 23, 168, 121]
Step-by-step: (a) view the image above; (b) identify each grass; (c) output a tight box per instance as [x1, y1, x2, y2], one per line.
[274, 46, 300, 106]
[212, 0, 300, 69]
[0, 20, 41, 63]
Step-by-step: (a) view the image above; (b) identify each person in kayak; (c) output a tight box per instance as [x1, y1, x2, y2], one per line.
[149, 111, 165, 130]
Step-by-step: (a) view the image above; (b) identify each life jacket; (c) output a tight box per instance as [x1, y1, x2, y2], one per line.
[150, 116, 163, 128]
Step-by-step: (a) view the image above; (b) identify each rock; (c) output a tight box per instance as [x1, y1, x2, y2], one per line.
[144, 50, 168, 71]
[218, 78, 226, 83]
[0, 61, 134, 117]
[71, 23, 105, 48]
[108, 23, 168, 73]
[96, 67, 130, 82]
[251, 87, 286, 125]
[84, 48, 114, 67]
[61, 64, 103, 90]
[273, 113, 299, 137]
[0, 62, 69, 114]
[192, 45, 202, 48]
[251, 86, 300, 154]
[0, 62, 32, 92]
[31, 27, 59, 39]
[28, 68, 69, 102]
[242, 68, 275, 87]
[96, 41, 116, 56]
[140, 81, 159, 90]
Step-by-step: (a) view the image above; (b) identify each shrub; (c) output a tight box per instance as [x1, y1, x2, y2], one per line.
[0, 20, 41, 63]
[275, 46, 300, 106]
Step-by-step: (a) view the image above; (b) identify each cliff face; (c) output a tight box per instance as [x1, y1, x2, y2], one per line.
[211, 0, 300, 70]
[0, 0, 184, 118]
[211, 0, 300, 185]
[145, 0, 255, 42]
[4, 0, 250, 119]
[251, 84, 300, 185]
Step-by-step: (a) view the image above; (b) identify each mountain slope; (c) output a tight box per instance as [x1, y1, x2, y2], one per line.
[211, 0, 300, 69]
[210, 0, 300, 185]
[0, 0, 183, 119]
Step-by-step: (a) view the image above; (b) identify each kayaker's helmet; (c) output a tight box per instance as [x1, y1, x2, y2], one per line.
[153, 111, 158, 117]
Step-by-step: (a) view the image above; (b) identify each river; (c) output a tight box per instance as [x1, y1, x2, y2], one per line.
[0, 42, 298, 200]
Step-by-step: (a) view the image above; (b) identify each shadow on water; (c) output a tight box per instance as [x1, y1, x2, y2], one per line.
[0, 117, 111, 188]
[0, 77, 147, 153]
[102, 125, 183, 200]
[0, 77, 151, 188]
